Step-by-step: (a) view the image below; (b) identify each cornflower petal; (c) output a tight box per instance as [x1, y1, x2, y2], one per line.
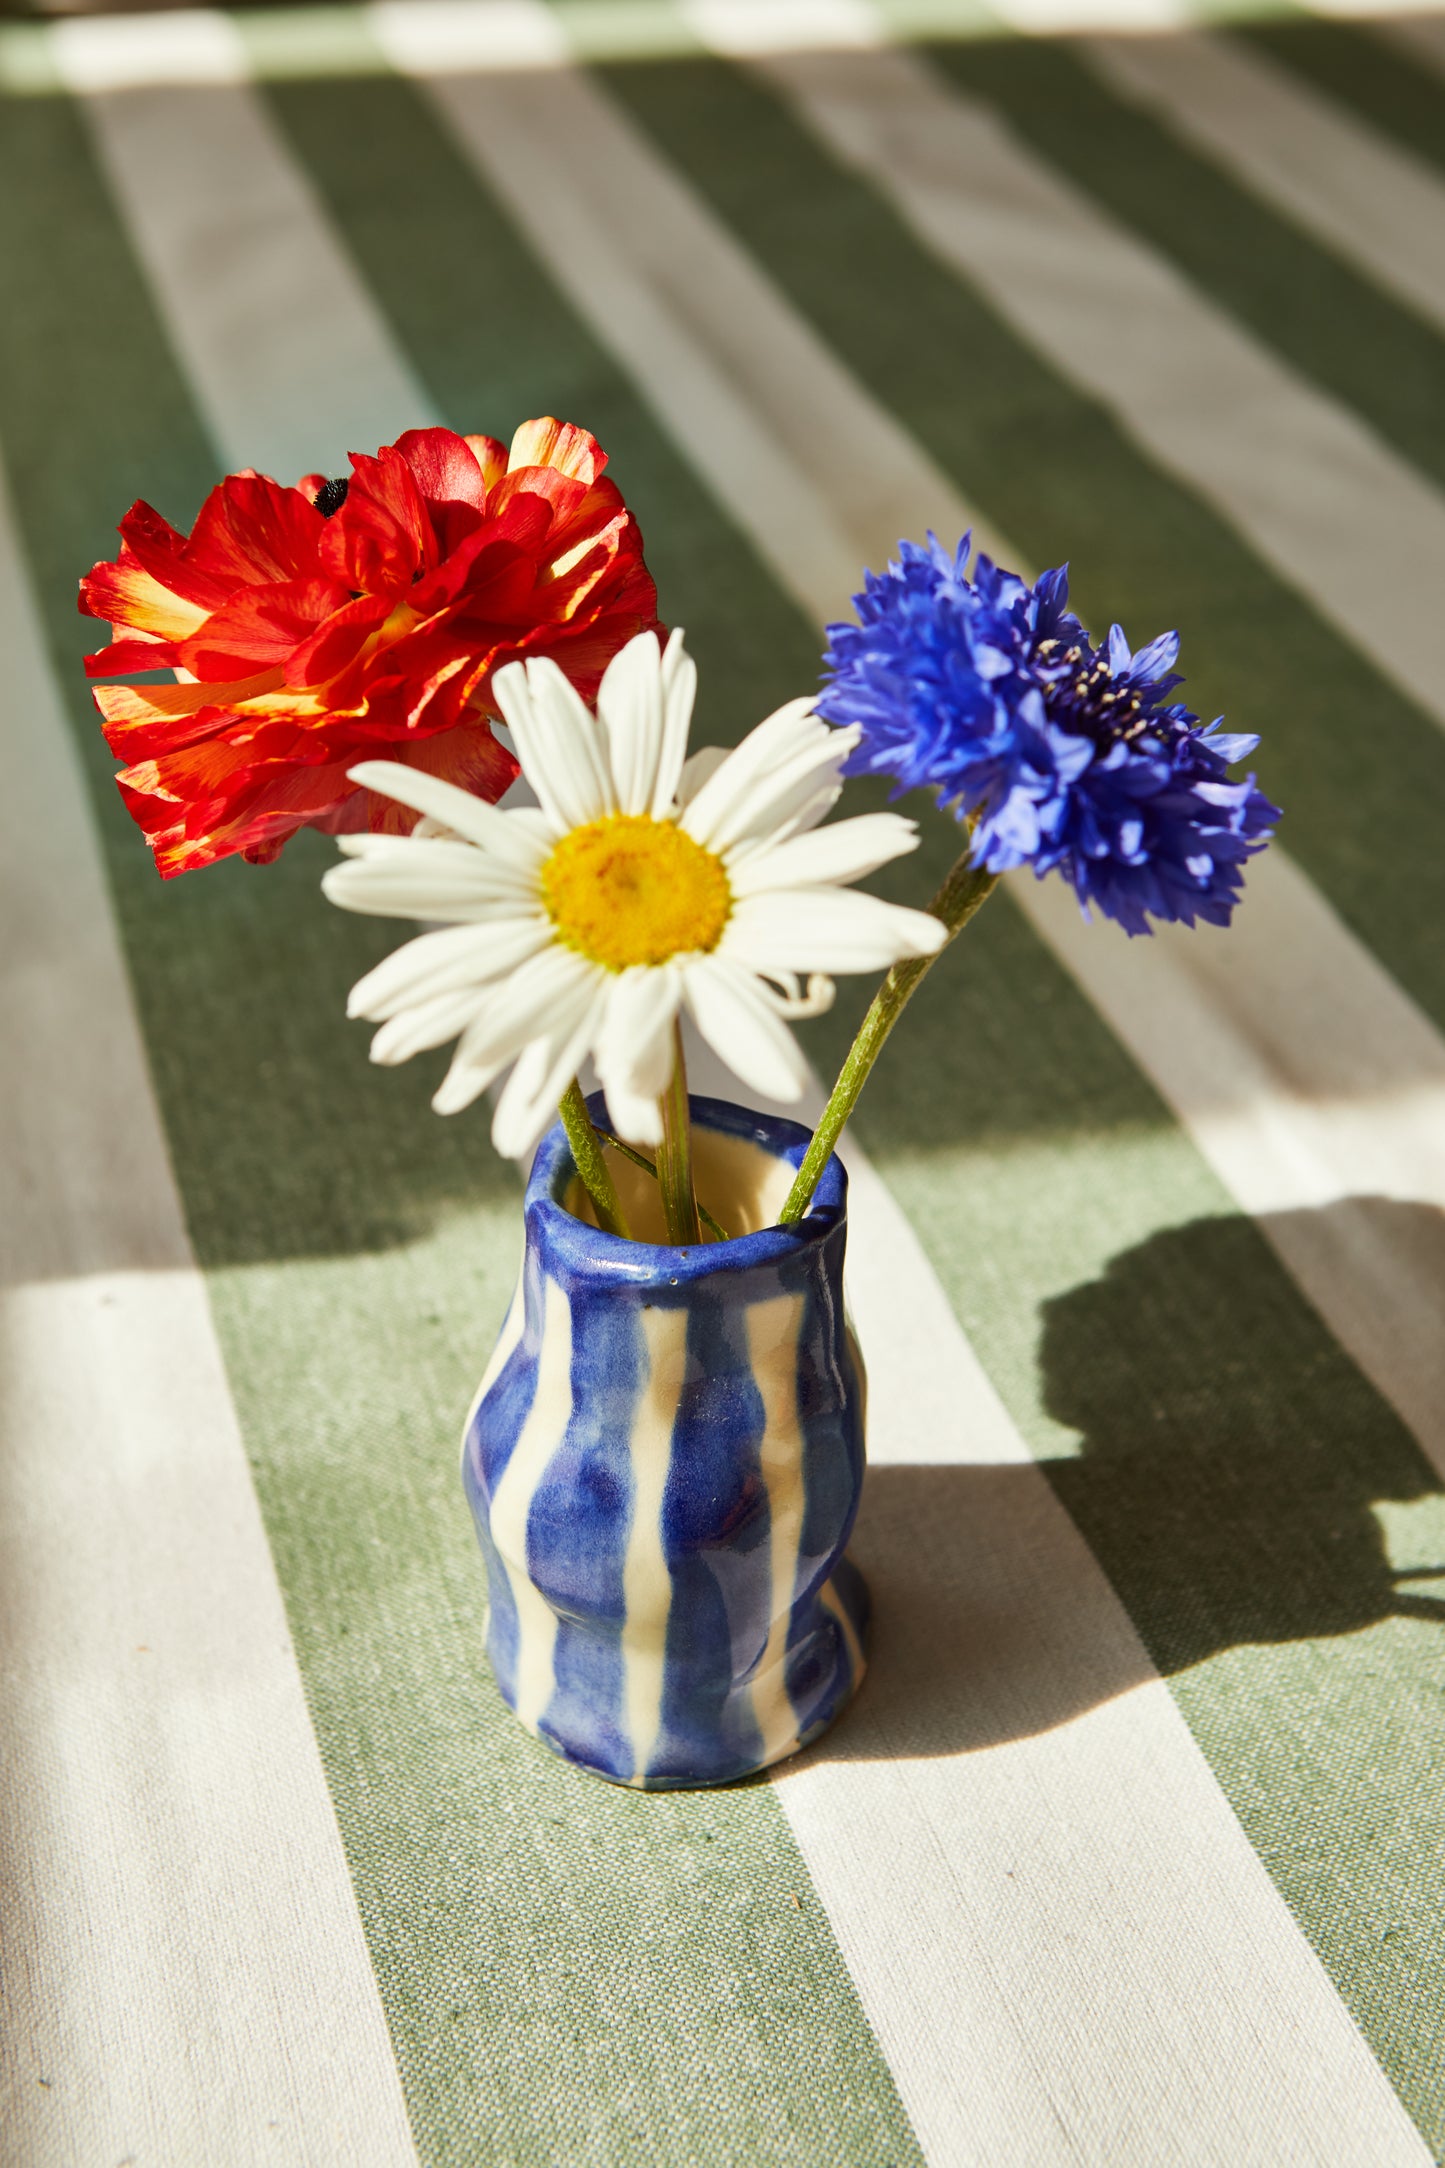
[819, 536, 1279, 934]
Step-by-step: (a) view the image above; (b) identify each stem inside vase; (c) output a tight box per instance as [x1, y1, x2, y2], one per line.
[656, 1024, 703, 1245]
[557, 1077, 631, 1239]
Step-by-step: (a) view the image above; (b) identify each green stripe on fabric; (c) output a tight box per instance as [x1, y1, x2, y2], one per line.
[1238, 15, 1445, 184]
[0, 73, 922, 2168]
[251, 54, 820, 737]
[914, 30, 1445, 502]
[593, 45, 1445, 1035]
[561, 45, 1445, 2143]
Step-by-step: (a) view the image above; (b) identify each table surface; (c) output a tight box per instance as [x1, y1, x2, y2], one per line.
[4, 2, 1445, 2162]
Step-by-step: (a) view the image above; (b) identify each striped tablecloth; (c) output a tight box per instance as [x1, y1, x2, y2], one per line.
[3, 1, 1444, 2159]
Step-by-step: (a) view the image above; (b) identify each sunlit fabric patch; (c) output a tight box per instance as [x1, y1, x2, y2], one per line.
[818, 534, 1280, 934]
[79, 418, 660, 876]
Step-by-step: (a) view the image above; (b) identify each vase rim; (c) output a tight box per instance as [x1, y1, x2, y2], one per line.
[525, 1091, 847, 1289]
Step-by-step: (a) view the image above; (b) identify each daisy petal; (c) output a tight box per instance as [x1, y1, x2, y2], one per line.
[322, 848, 535, 922]
[651, 628, 699, 818]
[684, 706, 860, 856]
[439, 945, 600, 1086]
[347, 917, 551, 1021]
[679, 697, 819, 849]
[490, 981, 608, 1161]
[431, 1049, 507, 1117]
[597, 629, 665, 816]
[728, 812, 921, 895]
[369, 987, 490, 1066]
[675, 743, 729, 810]
[347, 760, 545, 870]
[684, 955, 810, 1106]
[717, 738, 859, 853]
[595, 963, 684, 1146]
[722, 888, 947, 974]
[493, 656, 610, 833]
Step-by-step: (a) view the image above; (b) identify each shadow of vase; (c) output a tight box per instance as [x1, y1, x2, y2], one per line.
[806, 1198, 1445, 1767]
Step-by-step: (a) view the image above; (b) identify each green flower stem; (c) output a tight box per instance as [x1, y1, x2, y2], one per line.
[594, 1128, 732, 1245]
[657, 1024, 703, 1246]
[777, 850, 1000, 1227]
[558, 1077, 631, 1240]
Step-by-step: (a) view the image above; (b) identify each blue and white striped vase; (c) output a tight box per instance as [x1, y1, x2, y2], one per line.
[462, 1094, 869, 1788]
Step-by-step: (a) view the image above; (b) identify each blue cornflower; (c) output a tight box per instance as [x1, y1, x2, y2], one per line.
[817, 534, 1280, 935]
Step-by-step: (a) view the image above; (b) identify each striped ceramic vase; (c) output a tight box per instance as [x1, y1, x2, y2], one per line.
[462, 1095, 869, 1789]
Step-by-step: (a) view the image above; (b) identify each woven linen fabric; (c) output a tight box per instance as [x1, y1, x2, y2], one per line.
[2, 1, 1443, 2161]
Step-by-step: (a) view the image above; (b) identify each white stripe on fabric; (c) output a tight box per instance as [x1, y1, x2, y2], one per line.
[52, 9, 433, 481]
[1306, 0, 1445, 13]
[1078, 26, 1445, 342]
[79, 20, 1433, 2156]
[723, 15, 1445, 742]
[1365, 9, 1445, 82]
[0, 447, 419, 2166]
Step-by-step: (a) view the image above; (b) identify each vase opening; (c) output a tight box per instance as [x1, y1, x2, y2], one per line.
[563, 1120, 795, 1245]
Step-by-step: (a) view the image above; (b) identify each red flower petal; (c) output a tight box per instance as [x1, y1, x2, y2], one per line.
[506, 416, 607, 485]
[85, 416, 660, 875]
[317, 446, 432, 595]
[394, 426, 489, 513]
[175, 576, 351, 677]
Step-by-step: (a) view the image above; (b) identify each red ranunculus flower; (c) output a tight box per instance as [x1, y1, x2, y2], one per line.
[80, 418, 662, 876]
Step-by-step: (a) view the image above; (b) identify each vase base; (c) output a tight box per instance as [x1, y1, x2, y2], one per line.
[494, 1556, 870, 1792]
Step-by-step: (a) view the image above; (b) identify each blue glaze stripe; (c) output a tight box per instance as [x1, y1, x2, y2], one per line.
[486, 1273, 574, 1732]
[459, 1255, 526, 1456]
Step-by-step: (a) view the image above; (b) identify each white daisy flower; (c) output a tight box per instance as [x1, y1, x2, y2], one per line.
[322, 628, 945, 1160]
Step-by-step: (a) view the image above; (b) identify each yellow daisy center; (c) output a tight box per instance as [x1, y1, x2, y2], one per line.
[540, 814, 731, 971]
